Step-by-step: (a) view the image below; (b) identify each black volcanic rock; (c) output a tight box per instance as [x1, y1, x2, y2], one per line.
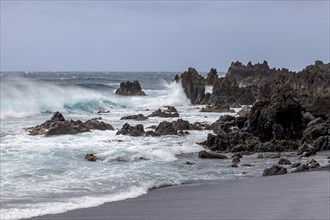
[263, 165, 287, 176]
[27, 112, 114, 136]
[116, 123, 145, 136]
[206, 68, 218, 85]
[115, 80, 146, 96]
[247, 93, 304, 142]
[198, 150, 228, 159]
[176, 67, 206, 104]
[148, 109, 179, 118]
[120, 114, 148, 121]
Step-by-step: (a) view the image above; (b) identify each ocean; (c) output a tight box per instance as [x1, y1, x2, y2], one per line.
[0, 72, 328, 220]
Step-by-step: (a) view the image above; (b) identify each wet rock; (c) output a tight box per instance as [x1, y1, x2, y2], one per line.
[198, 150, 228, 159]
[231, 164, 238, 167]
[312, 136, 330, 152]
[185, 161, 194, 165]
[307, 159, 320, 169]
[84, 119, 114, 131]
[202, 132, 259, 152]
[85, 153, 98, 162]
[148, 109, 179, 118]
[115, 80, 146, 96]
[172, 119, 191, 130]
[278, 158, 291, 165]
[27, 112, 115, 136]
[294, 164, 310, 172]
[154, 121, 179, 136]
[176, 67, 206, 104]
[291, 162, 301, 168]
[164, 106, 178, 113]
[51, 111, 65, 121]
[232, 156, 240, 165]
[297, 143, 316, 157]
[116, 123, 145, 136]
[247, 93, 304, 142]
[302, 122, 329, 144]
[120, 114, 148, 121]
[263, 165, 287, 176]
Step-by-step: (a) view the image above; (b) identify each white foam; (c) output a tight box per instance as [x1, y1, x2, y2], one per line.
[0, 77, 109, 119]
[0, 186, 148, 220]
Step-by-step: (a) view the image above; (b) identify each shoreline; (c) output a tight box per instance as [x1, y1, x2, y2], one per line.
[30, 166, 330, 220]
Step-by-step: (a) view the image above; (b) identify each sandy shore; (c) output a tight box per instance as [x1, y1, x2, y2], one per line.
[30, 167, 329, 220]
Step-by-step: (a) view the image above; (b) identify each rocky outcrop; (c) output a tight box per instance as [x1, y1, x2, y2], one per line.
[148, 108, 179, 118]
[175, 67, 206, 104]
[85, 153, 98, 162]
[247, 93, 304, 142]
[147, 121, 189, 136]
[115, 81, 146, 96]
[210, 77, 256, 107]
[262, 165, 287, 176]
[198, 150, 228, 159]
[84, 119, 114, 131]
[27, 112, 113, 136]
[120, 114, 148, 121]
[116, 123, 145, 136]
[206, 68, 218, 85]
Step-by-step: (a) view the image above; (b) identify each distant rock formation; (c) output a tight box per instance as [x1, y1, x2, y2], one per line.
[115, 80, 146, 96]
[175, 60, 330, 117]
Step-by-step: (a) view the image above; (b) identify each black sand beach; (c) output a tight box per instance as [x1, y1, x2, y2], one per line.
[31, 168, 330, 220]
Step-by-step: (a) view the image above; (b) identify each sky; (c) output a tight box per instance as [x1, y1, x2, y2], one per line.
[1, 0, 329, 72]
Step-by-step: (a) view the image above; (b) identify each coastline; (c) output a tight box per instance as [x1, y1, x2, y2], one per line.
[30, 166, 330, 220]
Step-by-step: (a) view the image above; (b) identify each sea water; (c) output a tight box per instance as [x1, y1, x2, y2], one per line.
[0, 72, 328, 220]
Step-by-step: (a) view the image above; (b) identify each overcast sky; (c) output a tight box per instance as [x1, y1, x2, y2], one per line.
[1, 1, 329, 72]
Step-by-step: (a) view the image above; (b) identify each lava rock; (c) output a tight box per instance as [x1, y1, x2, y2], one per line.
[120, 114, 148, 121]
[198, 150, 228, 159]
[115, 80, 146, 96]
[116, 123, 145, 136]
[85, 153, 98, 162]
[278, 158, 291, 165]
[263, 165, 287, 176]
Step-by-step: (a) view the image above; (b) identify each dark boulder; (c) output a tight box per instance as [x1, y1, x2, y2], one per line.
[291, 162, 301, 168]
[307, 159, 320, 169]
[232, 156, 240, 165]
[293, 164, 310, 172]
[278, 158, 291, 165]
[120, 114, 148, 121]
[148, 109, 179, 118]
[116, 123, 145, 136]
[115, 81, 146, 96]
[200, 105, 235, 113]
[198, 150, 228, 159]
[84, 119, 114, 131]
[85, 154, 98, 162]
[154, 121, 179, 136]
[263, 165, 287, 176]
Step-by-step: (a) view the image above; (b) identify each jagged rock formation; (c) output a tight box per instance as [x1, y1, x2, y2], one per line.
[115, 80, 146, 96]
[27, 112, 114, 136]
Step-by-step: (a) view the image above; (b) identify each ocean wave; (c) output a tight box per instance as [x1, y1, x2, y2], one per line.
[0, 77, 190, 119]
